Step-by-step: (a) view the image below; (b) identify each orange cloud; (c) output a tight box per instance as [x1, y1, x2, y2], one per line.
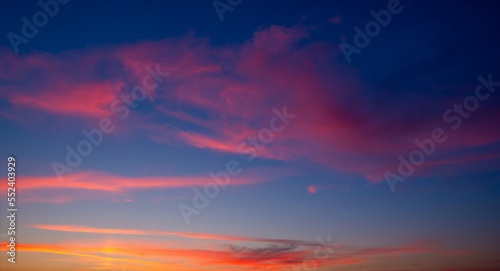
[27, 224, 328, 247]
[0, 239, 475, 271]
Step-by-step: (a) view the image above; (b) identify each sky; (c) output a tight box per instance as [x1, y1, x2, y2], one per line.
[0, 0, 499, 270]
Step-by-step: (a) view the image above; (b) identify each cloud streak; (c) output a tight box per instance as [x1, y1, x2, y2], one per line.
[1, 170, 276, 203]
[27, 224, 329, 247]
[0, 238, 475, 271]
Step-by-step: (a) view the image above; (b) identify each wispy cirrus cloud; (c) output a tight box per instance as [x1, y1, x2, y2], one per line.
[1, 170, 279, 204]
[1, 24, 499, 185]
[26, 224, 329, 246]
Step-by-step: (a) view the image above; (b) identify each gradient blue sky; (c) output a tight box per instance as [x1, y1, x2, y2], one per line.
[0, 0, 499, 270]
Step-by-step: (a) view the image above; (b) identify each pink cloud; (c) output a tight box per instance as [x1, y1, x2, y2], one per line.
[0, 170, 280, 204]
[307, 184, 318, 194]
[1, 24, 499, 187]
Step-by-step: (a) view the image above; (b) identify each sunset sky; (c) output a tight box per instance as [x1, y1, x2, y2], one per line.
[0, 0, 500, 270]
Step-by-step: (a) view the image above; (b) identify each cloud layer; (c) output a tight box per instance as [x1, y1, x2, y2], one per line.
[1, 24, 499, 187]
